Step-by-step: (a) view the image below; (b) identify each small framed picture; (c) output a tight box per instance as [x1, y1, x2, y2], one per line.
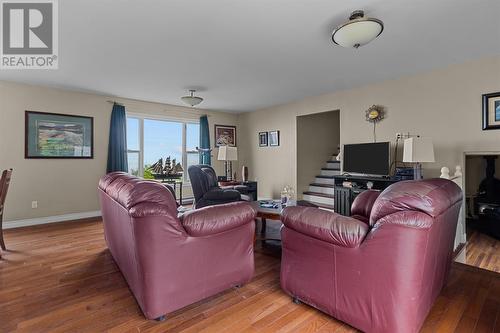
[214, 125, 236, 147]
[482, 92, 500, 130]
[269, 130, 280, 147]
[259, 132, 268, 147]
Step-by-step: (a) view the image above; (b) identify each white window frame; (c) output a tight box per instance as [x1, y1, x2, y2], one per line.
[126, 113, 199, 183]
[126, 116, 143, 177]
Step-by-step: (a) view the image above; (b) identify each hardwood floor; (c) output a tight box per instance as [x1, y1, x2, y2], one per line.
[1, 220, 500, 332]
[458, 230, 500, 274]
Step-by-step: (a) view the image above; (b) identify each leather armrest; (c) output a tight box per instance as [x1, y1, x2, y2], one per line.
[281, 207, 369, 248]
[350, 190, 380, 223]
[181, 202, 257, 236]
[203, 188, 241, 201]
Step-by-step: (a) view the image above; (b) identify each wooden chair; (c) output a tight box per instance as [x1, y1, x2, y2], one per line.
[0, 168, 13, 253]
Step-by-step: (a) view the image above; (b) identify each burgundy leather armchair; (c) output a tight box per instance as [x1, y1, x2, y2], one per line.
[280, 179, 462, 333]
[98, 172, 256, 320]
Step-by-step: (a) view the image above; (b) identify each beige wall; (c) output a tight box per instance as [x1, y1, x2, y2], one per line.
[239, 56, 500, 198]
[0, 81, 238, 222]
[296, 111, 340, 197]
[2, 56, 499, 220]
[238, 106, 296, 199]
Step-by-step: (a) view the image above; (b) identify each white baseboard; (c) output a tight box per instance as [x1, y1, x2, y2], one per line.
[3, 210, 101, 229]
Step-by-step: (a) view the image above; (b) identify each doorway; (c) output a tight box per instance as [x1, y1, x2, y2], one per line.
[296, 110, 340, 205]
[456, 152, 500, 273]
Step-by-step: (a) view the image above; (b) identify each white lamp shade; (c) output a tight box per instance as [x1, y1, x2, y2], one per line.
[332, 20, 383, 48]
[403, 137, 435, 163]
[217, 146, 238, 161]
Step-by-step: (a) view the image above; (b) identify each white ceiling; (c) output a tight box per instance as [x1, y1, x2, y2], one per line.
[1, 0, 499, 112]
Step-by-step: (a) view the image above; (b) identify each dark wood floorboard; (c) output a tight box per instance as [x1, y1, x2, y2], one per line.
[0, 219, 499, 332]
[460, 230, 500, 274]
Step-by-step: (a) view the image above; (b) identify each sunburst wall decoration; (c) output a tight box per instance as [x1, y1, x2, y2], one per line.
[365, 105, 385, 142]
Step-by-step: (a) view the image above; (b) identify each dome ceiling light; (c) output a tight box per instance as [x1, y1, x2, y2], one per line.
[332, 10, 384, 49]
[181, 89, 203, 107]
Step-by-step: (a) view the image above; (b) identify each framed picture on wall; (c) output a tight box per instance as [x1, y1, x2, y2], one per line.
[482, 92, 500, 130]
[259, 132, 268, 147]
[269, 130, 280, 147]
[214, 124, 236, 147]
[25, 111, 94, 158]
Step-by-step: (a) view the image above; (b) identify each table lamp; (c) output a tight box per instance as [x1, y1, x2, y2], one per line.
[218, 146, 237, 181]
[403, 137, 435, 180]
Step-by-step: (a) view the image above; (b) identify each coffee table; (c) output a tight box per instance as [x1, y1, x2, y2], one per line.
[250, 201, 283, 242]
[250, 200, 318, 243]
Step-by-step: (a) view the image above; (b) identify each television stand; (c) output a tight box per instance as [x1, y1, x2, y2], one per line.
[333, 175, 399, 216]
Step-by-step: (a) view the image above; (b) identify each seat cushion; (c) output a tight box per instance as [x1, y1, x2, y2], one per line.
[281, 207, 369, 248]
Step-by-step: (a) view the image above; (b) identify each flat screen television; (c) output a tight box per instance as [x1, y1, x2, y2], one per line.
[343, 142, 390, 176]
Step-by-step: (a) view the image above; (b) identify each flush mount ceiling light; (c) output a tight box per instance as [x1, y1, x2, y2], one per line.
[181, 89, 203, 107]
[332, 10, 384, 48]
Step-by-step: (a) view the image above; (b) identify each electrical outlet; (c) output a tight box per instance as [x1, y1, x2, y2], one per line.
[396, 132, 411, 140]
[31, 201, 38, 209]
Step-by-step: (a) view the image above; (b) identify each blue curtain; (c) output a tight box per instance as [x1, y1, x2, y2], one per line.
[106, 103, 128, 173]
[199, 115, 211, 165]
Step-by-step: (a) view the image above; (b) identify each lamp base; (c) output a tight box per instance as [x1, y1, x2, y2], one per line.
[224, 161, 233, 181]
[413, 163, 423, 180]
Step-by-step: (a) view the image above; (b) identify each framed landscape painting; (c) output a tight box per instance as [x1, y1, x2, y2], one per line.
[214, 124, 236, 147]
[482, 92, 500, 130]
[25, 111, 94, 158]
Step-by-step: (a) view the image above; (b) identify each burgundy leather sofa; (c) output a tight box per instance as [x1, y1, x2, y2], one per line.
[280, 179, 462, 333]
[98, 172, 257, 320]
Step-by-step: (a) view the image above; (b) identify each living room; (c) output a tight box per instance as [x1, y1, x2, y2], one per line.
[1, 1, 500, 332]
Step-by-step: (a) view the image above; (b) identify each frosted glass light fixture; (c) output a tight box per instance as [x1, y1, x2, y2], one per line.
[332, 10, 384, 48]
[181, 90, 203, 107]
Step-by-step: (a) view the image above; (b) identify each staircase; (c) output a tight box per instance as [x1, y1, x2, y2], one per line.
[302, 156, 340, 210]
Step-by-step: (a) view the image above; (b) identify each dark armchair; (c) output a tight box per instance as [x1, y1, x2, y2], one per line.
[188, 165, 243, 209]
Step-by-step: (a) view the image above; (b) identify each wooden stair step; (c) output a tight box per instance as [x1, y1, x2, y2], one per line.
[300, 200, 335, 210]
[303, 191, 335, 199]
[321, 168, 340, 171]
[316, 175, 335, 179]
[309, 183, 335, 188]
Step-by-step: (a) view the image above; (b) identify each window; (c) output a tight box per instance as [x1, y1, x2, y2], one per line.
[186, 123, 201, 172]
[126, 117, 141, 176]
[126, 116, 200, 182]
